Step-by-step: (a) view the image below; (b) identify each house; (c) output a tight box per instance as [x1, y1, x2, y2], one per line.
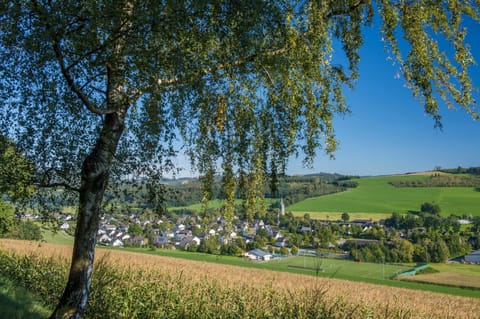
[104, 224, 117, 232]
[265, 226, 282, 240]
[60, 222, 70, 230]
[274, 237, 289, 248]
[464, 250, 480, 263]
[245, 249, 273, 261]
[163, 230, 174, 238]
[175, 229, 192, 241]
[175, 223, 185, 232]
[128, 236, 146, 247]
[98, 234, 112, 245]
[177, 236, 201, 249]
[352, 219, 374, 228]
[112, 239, 124, 247]
[154, 235, 170, 246]
[118, 222, 129, 232]
[149, 228, 160, 236]
[299, 226, 312, 233]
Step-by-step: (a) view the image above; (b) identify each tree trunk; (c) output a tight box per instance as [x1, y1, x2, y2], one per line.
[49, 112, 125, 319]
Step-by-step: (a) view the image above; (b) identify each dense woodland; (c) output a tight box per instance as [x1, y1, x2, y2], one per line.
[104, 173, 356, 212]
[440, 166, 480, 176]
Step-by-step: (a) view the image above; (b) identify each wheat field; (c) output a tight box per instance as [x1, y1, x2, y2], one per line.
[1, 239, 478, 319]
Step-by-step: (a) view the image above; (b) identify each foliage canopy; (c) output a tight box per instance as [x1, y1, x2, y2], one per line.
[1, 1, 478, 209]
[0, 1, 479, 318]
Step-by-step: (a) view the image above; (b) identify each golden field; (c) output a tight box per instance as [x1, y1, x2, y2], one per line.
[401, 272, 480, 289]
[1, 239, 479, 319]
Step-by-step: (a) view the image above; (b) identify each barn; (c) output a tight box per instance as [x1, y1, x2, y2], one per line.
[464, 250, 480, 263]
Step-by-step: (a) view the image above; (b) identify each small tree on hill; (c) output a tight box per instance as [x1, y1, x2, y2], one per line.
[421, 202, 441, 216]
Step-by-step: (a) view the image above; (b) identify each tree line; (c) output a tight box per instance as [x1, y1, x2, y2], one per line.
[389, 174, 480, 188]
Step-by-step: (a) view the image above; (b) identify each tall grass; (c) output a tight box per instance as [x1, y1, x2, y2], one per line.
[1, 239, 478, 319]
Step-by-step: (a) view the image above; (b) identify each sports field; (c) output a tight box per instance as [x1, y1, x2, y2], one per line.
[288, 174, 480, 217]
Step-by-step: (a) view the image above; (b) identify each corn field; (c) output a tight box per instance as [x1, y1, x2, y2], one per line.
[0, 239, 478, 319]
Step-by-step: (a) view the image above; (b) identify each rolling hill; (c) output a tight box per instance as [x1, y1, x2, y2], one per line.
[287, 173, 480, 219]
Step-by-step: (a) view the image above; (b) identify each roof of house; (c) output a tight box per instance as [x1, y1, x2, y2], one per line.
[248, 249, 271, 257]
[466, 250, 480, 256]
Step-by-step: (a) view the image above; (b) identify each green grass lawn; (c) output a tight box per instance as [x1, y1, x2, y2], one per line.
[41, 229, 74, 245]
[171, 198, 278, 212]
[0, 275, 51, 319]
[288, 175, 480, 217]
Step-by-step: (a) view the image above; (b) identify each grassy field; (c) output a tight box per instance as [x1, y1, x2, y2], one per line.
[2, 239, 479, 319]
[288, 174, 480, 217]
[171, 198, 278, 212]
[0, 275, 50, 319]
[41, 229, 74, 246]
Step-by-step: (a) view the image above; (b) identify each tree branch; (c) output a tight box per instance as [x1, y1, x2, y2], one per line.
[31, 0, 116, 115]
[36, 181, 81, 193]
[155, 46, 289, 88]
[326, 0, 367, 18]
[52, 40, 116, 115]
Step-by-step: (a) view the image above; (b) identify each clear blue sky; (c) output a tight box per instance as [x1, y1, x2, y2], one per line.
[173, 17, 480, 178]
[287, 17, 480, 177]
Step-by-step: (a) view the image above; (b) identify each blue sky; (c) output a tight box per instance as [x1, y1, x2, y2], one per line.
[287, 17, 480, 177]
[173, 16, 480, 178]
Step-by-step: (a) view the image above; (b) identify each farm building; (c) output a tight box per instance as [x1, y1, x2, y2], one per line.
[245, 249, 272, 261]
[464, 250, 480, 263]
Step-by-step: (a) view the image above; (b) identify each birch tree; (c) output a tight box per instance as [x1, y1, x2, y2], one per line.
[0, 1, 478, 318]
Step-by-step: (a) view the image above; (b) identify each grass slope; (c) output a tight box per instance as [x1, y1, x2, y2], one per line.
[0, 275, 50, 319]
[41, 229, 74, 246]
[288, 174, 480, 217]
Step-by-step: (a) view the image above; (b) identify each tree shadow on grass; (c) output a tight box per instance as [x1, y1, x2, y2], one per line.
[0, 277, 50, 319]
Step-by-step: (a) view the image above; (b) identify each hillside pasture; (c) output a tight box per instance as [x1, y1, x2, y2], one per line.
[1, 239, 479, 319]
[287, 174, 480, 217]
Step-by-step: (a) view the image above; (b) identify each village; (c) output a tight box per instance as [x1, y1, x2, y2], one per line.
[18, 209, 378, 262]
[15, 196, 480, 264]
[17, 210, 477, 264]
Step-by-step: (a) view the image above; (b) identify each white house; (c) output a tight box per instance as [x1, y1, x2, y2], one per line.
[112, 239, 124, 247]
[98, 234, 112, 244]
[465, 250, 480, 263]
[60, 222, 70, 230]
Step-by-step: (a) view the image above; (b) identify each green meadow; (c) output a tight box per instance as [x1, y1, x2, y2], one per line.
[288, 174, 480, 218]
[0, 275, 51, 319]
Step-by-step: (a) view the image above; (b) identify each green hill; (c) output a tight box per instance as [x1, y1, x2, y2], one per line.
[287, 173, 480, 219]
